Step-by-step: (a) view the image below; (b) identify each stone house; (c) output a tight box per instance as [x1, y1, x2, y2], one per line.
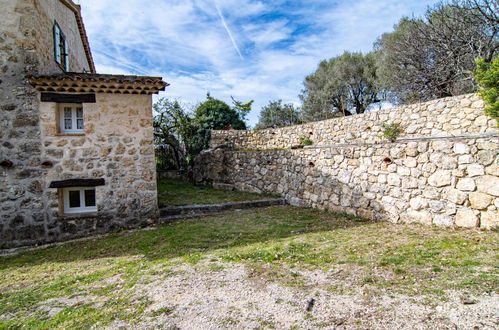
[0, 0, 168, 248]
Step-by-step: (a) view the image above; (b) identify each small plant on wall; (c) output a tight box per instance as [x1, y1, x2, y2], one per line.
[473, 57, 498, 126]
[382, 122, 401, 142]
[299, 135, 313, 146]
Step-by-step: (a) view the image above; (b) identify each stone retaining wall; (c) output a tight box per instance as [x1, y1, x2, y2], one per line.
[200, 94, 499, 229]
[211, 94, 496, 149]
[194, 135, 499, 229]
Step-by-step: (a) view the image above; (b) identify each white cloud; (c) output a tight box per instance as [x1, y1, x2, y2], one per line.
[244, 20, 292, 47]
[215, 2, 244, 59]
[80, 0, 438, 127]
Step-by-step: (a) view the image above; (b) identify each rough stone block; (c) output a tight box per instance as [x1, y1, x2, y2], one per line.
[387, 173, 401, 186]
[453, 143, 470, 154]
[409, 197, 427, 211]
[477, 141, 497, 150]
[475, 176, 499, 197]
[475, 150, 496, 166]
[486, 164, 499, 176]
[469, 192, 493, 210]
[438, 155, 458, 169]
[12, 113, 38, 127]
[403, 209, 431, 225]
[433, 214, 454, 227]
[456, 178, 476, 192]
[444, 188, 467, 205]
[397, 166, 410, 176]
[428, 170, 452, 187]
[458, 155, 473, 164]
[404, 157, 417, 168]
[455, 208, 479, 228]
[432, 140, 451, 151]
[467, 164, 485, 177]
[480, 211, 498, 229]
[429, 200, 445, 212]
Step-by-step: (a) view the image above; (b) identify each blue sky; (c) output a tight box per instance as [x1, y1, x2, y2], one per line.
[80, 0, 439, 127]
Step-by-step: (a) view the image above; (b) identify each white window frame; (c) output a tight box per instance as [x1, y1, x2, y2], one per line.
[62, 187, 97, 214]
[59, 103, 84, 133]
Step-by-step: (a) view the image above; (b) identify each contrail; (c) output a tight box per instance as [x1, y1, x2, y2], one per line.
[215, 2, 243, 60]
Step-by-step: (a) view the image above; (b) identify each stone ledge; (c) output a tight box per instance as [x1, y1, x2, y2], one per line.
[221, 133, 499, 153]
[54, 133, 85, 137]
[213, 182, 235, 191]
[159, 199, 287, 218]
[303, 133, 499, 149]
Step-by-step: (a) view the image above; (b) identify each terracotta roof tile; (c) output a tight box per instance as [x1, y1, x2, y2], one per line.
[28, 72, 169, 95]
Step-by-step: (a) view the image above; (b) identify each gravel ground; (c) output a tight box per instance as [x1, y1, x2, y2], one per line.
[107, 259, 498, 329]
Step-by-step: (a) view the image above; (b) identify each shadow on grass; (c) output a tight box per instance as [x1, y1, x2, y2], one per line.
[157, 178, 278, 207]
[0, 206, 372, 270]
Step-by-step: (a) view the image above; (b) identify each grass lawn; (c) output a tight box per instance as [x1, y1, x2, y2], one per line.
[0, 206, 497, 328]
[156, 178, 277, 207]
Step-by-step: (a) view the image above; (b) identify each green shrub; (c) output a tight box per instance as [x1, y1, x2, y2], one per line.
[382, 122, 401, 142]
[473, 57, 499, 126]
[299, 135, 313, 145]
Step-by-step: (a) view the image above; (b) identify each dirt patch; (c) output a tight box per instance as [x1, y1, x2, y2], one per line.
[111, 259, 498, 329]
[38, 295, 103, 318]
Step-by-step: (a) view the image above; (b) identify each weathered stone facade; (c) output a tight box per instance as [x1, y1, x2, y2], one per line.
[196, 95, 499, 229]
[1, 0, 166, 248]
[211, 94, 496, 149]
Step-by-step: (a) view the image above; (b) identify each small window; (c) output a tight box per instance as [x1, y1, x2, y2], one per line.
[59, 104, 84, 133]
[62, 187, 97, 214]
[53, 22, 69, 71]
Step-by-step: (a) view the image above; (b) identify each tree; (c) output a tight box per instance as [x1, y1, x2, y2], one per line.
[153, 98, 193, 169]
[375, 0, 498, 104]
[191, 94, 249, 154]
[154, 94, 252, 168]
[300, 51, 384, 122]
[254, 100, 302, 129]
[231, 96, 253, 123]
[194, 94, 247, 130]
[473, 56, 499, 124]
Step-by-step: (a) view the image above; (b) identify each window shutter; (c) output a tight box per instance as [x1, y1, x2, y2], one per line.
[64, 40, 69, 71]
[54, 24, 61, 64]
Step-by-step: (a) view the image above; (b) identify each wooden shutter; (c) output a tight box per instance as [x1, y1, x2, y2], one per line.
[53, 23, 61, 64]
[64, 39, 69, 71]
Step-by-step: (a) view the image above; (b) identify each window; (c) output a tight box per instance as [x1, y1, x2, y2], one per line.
[59, 104, 84, 133]
[62, 187, 97, 214]
[53, 22, 69, 71]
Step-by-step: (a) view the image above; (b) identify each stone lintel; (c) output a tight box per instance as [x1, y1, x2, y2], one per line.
[49, 178, 105, 188]
[41, 93, 96, 103]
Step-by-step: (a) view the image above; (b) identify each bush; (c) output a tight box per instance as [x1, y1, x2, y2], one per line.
[299, 135, 313, 146]
[473, 57, 499, 126]
[382, 122, 401, 142]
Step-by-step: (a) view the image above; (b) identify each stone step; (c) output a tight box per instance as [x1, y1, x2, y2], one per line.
[158, 198, 286, 222]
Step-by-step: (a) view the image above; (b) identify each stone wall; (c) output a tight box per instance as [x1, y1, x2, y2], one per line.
[1, 0, 46, 248]
[36, 0, 92, 73]
[197, 93, 499, 229]
[194, 135, 498, 229]
[211, 94, 496, 149]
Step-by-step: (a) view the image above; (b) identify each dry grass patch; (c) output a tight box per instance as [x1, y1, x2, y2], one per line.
[0, 206, 497, 328]
[156, 178, 277, 207]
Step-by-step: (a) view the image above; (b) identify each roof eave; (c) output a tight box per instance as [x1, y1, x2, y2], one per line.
[27, 73, 169, 95]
